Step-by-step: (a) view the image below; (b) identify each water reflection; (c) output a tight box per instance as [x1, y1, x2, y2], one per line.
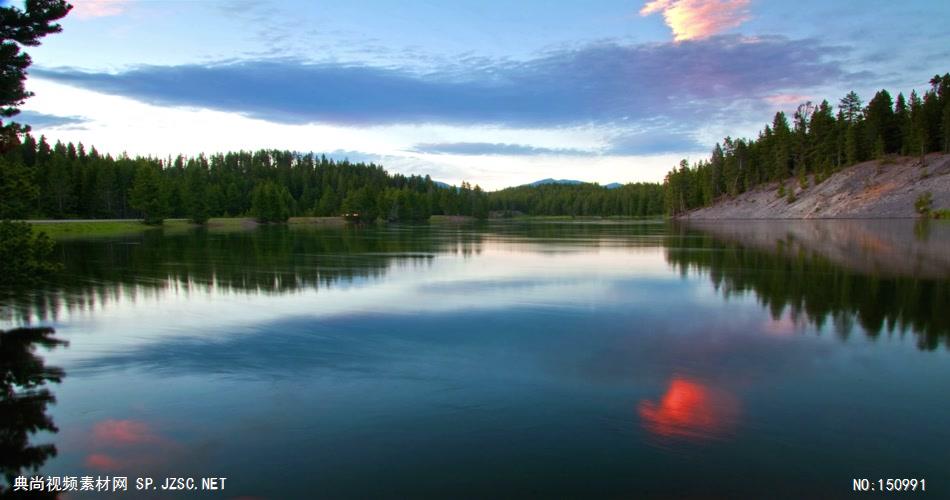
[0, 327, 66, 499]
[3, 220, 948, 353]
[0, 220, 948, 497]
[638, 377, 740, 442]
[84, 419, 181, 473]
[1, 225, 481, 323]
[669, 220, 950, 350]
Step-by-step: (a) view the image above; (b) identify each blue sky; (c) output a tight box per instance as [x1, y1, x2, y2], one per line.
[15, 0, 950, 188]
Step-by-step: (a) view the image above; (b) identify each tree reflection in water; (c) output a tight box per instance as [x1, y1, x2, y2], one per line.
[0, 327, 66, 499]
[667, 221, 950, 350]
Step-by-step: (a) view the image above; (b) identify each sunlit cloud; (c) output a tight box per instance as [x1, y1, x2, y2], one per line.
[764, 93, 812, 107]
[72, 0, 129, 19]
[640, 0, 750, 42]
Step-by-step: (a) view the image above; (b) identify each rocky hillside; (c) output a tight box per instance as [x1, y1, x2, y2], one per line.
[682, 153, 950, 219]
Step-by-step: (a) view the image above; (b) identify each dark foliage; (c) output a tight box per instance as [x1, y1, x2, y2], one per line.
[0, 326, 67, 497]
[488, 182, 664, 217]
[0, 220, 59, 286]
[2, 141, 491, 222]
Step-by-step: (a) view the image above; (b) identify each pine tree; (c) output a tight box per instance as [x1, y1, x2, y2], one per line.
[909, 90, 928, 163]
[838, 91, 863, 124]
[709, 143, 724, 200]
[771, 112, 792, 181]
[250, 180, 292, 223]
[865, 90, 896, 154]
[341, 186, 377, 222]
[184, 162, 210, 224]
[129, 163, 167, 224]
[895, 93, 911, 154]
[316, 190, 339, 216]
[0, 156, 35, 218]
[942, 101, 950, 153]
[0, 0, 72, 151]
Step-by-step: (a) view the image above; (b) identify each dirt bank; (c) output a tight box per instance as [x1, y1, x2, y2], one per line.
[682, 153, 950, 219]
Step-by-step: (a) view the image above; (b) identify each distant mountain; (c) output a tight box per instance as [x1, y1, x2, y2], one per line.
[433, 181, 452, 189]
[526, 178, 585, 187]
[522, 178, 624, 189]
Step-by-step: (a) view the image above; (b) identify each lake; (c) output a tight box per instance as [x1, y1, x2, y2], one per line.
[3, 219, 950, 498]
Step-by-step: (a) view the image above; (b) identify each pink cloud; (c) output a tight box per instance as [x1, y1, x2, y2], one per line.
[640, 0, 751, 42]
[765, 93, 812, 107]
[72, 0, 129, 19]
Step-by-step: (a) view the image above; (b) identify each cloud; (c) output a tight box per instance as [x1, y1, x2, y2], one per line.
[412, 133, 706, 157]
[410, 142, 593, 156]
[640, 0, 750, 42]
[764, 93, 812, 106]
[72, 0, 129, 19]
[605, 129, 707, 155]
[324, 149, 385, 164]
[16, 110, 88, 129]
[32, 35, 850, 129]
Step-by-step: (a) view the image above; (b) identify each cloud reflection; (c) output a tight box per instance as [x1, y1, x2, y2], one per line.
[92, 419, 162, 445]
[85, 419, 180, 472]
[638, 376, 739, 441]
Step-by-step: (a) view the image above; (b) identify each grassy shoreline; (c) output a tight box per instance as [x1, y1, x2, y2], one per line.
[29, 220, 174, 239]
[27, 215, 669, 240]
[27, 217, 349, 239]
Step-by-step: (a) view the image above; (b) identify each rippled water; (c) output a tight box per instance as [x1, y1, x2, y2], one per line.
[3, 220, 950, 498]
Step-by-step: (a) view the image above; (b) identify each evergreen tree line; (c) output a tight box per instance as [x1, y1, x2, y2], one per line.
[0, 137, 492, 223]
[487, 182, 665, 217]
[664, 73, 950, 215]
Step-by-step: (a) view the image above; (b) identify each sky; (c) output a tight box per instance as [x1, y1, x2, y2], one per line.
[10, 0, 950, 189]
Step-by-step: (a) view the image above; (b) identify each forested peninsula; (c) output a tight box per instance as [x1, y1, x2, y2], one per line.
[664, 74, 950, 218]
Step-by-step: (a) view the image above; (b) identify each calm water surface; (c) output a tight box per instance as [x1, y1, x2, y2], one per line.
[3, 220, 950, 498]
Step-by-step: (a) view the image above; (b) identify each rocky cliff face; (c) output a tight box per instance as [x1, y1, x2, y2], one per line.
[683, 153, 950, 219]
